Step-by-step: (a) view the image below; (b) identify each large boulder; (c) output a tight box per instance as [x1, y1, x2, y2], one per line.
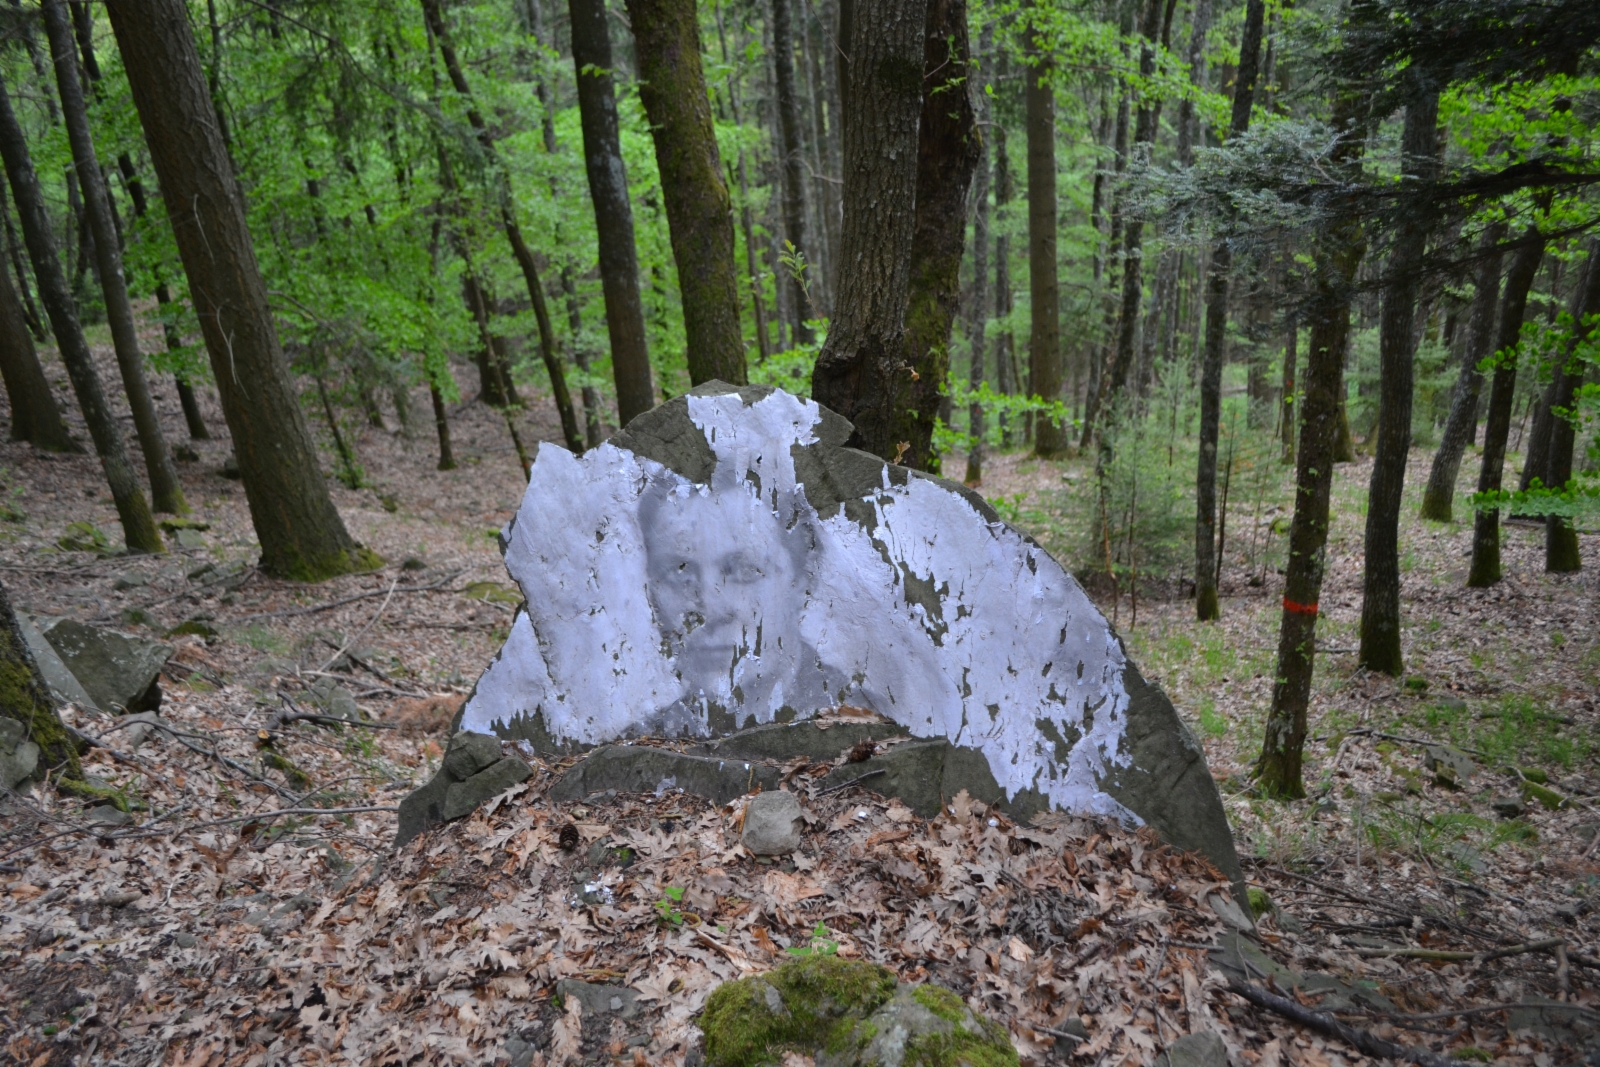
[446, 383, 1242, 889]
[22, 615, 170, 714]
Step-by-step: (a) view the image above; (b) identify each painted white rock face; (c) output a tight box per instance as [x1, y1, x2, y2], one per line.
[461, 384, 1144, 822]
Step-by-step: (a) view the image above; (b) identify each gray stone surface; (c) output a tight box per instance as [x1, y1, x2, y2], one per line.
[396, 731, 530, 846]
[555, 979, 641, 1020]
[1492, 796, 1527, 819]
[0, 717, 40, 791]
[845, 985, 1014, 1067]
[741, 790, 804, 855]
[17, 613, 95, 709]
[120, 711, 166, 751]
[549, 744, 784, 806]
[1160, 1031, 1227, 1067]
[690, 719, 908, 763]
[452, 383, 1242, 886]
[1424, 744, 1476, 788]
[85, 805, 132, 827]
[34, 617, 171, 713]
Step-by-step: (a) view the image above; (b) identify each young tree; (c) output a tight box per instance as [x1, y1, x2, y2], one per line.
[43, 0, 187, 516]
[106, 0, 373, 580]
[1419, 222, 1507, 521]
[963, 25, 993, 487]
[625, 0, 747, 386]
[1024, 23, 1064, 457]
[771, 0, 813, 342]
[568, 0, 655, 424]
[0, 245, 76, 452]
[1358, 87, 1442, 676]
[809, 0, 928, 458]
[0, 71, 162, 555]
[1194, 0, 1266, 622]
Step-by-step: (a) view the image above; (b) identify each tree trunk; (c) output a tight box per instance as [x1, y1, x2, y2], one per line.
[808, 0, 927, 459]
[1279, 313, 1296, 463]
[106, 0, 369, 579]
[569, 0, 655, 424]
[0, 71, 162, 555]
[898, 0, 978, 471]
[1420, 222, 1507, 520]
[1194, 0, 1266, 622]
[1, 180, 46, 340]
[1543, 358, 1583, 572]
[772, 0, 813, 342]
[44, 0, 187, 516]
[1467, 232, 1577, 587]
[963, 25, 993, 487]
[1255, 95, 1365, 799]
[0, 237, 76, 451]
[1023, 32, 1065, 456]
[625, 0, 746, 386]
[1080, 65, 1132, 449]
[1357, 89, 1440, 677]
[993, 124, 1015, 445]
[0, 579, 83, 779]
[430, 382, 457, 471]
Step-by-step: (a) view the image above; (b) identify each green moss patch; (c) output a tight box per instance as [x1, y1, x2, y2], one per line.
[701, 956, 897, 1067]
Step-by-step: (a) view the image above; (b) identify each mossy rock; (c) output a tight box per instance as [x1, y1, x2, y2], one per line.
[1521, 781, 1568, 811]
[700, 957, 1016, 1067]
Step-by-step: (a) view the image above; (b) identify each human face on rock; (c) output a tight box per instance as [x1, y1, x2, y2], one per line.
[642, 485, 805, 693]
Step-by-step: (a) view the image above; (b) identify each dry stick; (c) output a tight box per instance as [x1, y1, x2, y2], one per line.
[316, 576, 398, 674]
[817, 768, 887, 795]
[1225, 976, 1458, 1067]
[1351, 936, 1564, 961]
[232, 570, 463, 622]
[276, 714, 398, 731]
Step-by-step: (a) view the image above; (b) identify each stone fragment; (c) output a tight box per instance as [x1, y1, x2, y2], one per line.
[449, 383, 1243, 893]
[113, 573, 148, 591]
[1491, 796, 1526, 819]
[1423, 744, 1475, 788]
[441, 730, 504, 780]
[555, 979, 640, 1020]
[1160, 1031, 1227, 1067]
[443, 758, 531, 821]
[396, 731, 531, 846]
[0, 717, 40, 791]
[854, 984, 1015, 1067]
[120, 711, 166, 751]
[550, 745, 784, 806]
[16, 612, 95, 709]
[36, 617, 171, 713]
[503, 1035, 536, 1067]
[85, 805, 132, 827]
[741, 791, 804, 855]
[1522, 781, 1568, 811]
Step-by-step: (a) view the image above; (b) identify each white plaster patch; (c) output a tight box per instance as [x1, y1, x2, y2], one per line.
[460, 389, 1136, 820]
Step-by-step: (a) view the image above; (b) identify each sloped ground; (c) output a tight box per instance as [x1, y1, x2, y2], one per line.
[1, 343, 1597, 1065]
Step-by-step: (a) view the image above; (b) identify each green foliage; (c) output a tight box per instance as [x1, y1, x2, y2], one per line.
[699, 956, 898, 1067]
[57, 522, 111, 554]
[785, 922, 840, 958]
[654, 885, 686, 926]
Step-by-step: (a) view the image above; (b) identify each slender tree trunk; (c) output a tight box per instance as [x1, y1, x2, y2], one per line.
[0, 238, 76, 451]
[625, 0, 746, 386]
[1357, 89, 1440, 676]
[963, 25, 992, 487]
[1255, 95, 1365, 799]
[1194, 0, 1266, 621]
[1543, 359, 1583, 572]
[1466, 231, 1575, 587]
[568, 0, 655, 424]
[1081, 25, 1132, 449]
[1, 179, 45, 340]
[1024, 29, 1064, 456]
[808, 0, 927, 459]
[429, 382, 457, 471]
[1420, 223, 1507, 520]
[993, 124, 1014, 445]
[772, 0, 813, 342]
[107, 0, 368, 579]
[0, 71, 162, 555]
[1279, 313, 1296, 463]
[44, 0, 187, 516]
[897, 0, 979, 472]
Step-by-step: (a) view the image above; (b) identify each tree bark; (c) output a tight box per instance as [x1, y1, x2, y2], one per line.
[568, 0, 655, 424]
[106, 0, 369, 579]
[0, 70, 162, 555]
[625, 0, 746, 386]
[809, 0, 926, 459]
[0, 235, 76, 452]
[0, 579, 84, 779]
[1024, 28, 1064, 456]
[992, 123, 1015, 445]
[772, 0, 814, 342]
[430, 382, 457, 471]
[1194, 0, 1266, 622]
[1542, 358, 1582, 572]
[1357, 89, 1441, 677]
[1420, 222, 1507, 520]
[963, 25, 993, 487]
[898, 0, 978, 471]
[44, 0, 187, 516]
[1, 175, 46, 341]
[1279, 314, 1296, 463]
[1255, 95, 1365, 799]
[1467, 232, 1577, 587]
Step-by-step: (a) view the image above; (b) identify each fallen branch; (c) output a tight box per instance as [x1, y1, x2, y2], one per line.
[817, 768, 887, 795]
[278, 713, 398, 730]
[1225, 976, 1457, 1067]
[1351, 936, 1563, 962]
[232, 570, 463, 622]
[317, 577, 398, 673]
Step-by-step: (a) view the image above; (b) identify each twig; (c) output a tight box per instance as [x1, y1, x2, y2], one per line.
[231, 570, 463, 622]
[1225, 976, 1457, 1067]
[1032, 1025, 1085, 1043]
[817, 768, 887, 795]
[278, 714, 398, 730]
[1351, 936, 1563, 962]
[317, 577, 398, 673]
[1336, 1001, 1600, 1024]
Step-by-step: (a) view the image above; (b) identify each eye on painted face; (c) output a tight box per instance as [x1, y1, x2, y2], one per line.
[641, 486, 804, 693]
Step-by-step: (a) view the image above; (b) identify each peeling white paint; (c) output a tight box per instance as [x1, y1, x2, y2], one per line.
[462, 389, 1137, 821]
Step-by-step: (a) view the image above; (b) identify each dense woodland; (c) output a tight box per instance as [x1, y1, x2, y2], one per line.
[0, 0, 1598, 1061]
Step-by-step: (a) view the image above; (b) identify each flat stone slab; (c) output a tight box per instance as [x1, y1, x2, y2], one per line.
[448, 383, 1242, 888]
[23, 615, 170, 714]
[549, 744, 784, 806]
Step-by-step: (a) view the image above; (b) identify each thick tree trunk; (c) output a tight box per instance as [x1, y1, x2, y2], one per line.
[772, 0, 813, 342]
[808, 0, 926, 460]
[1420, 223, 1507, 520]
[1024, 36, 1064, 456]
[569, 0, 655, 424]
[0, 579, 83, 779]
[1255, 95, 1365, 799]
[963, 25, 993, 487]
[0, 71, 162, 555]
[625, 0, 746, 386]
[898, 0, 979, 472]
[1357, 90, 1441, 677]
[44, 0, 186, 516]
[1543, 360, 1582, 572]
[106, 0, 368, 579]
[0, 241, 76, 451]
[1193, 0, 1265, 622]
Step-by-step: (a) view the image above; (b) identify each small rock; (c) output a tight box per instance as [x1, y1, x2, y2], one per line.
[174, 932, 198, 949]
[1518, 766, 1549, 784]
[1555, 900, 1589, 922]
[113, 573, 148, 591]
[173, 529, 206, 549]
[0, 717, 40, 791]
[1521, 781, 1568, 811]
[324, 686, 360, 722]
[1424, 744, 1476, 789]
[503, 1036, 535, 1067]
[741, 791, 804, 856]
[442, 731, 505, 780]
[121, 711, 166, 751]
[85, 806, 132, 827]
[219, 454, 241, 479]
[442, 757, 532, 820]
[1491, 796, 1527, 819]
[1161, 1031, 1227, 1067]
[555, 979, 640, 1020]
[187, 562, 216, 581]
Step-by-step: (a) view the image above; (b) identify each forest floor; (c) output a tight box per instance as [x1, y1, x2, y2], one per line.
[0, 351, 1597, 1066]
